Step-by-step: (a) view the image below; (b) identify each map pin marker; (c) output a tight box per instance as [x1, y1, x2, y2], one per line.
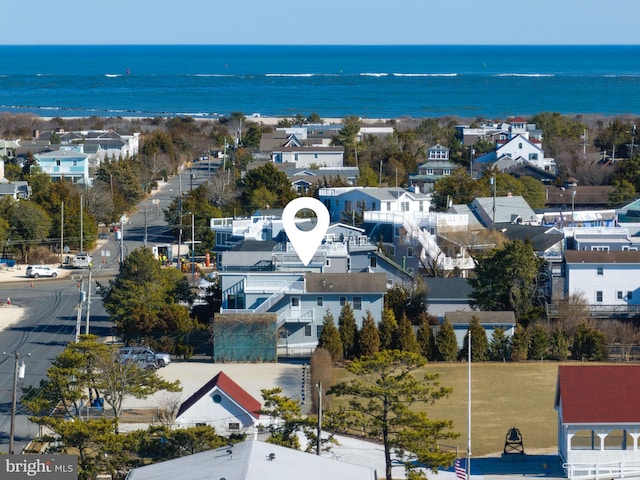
[282, 197, 330, 266]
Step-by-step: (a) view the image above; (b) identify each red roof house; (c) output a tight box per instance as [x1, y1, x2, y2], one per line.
[555, 365, 640, 477]
[175, 371, 261, 435]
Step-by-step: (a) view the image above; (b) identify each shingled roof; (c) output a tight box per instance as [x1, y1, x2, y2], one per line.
[555, 365, 640, 424]
[176, 371, 261, 420]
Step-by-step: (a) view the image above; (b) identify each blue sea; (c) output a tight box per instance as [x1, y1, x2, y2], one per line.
[0, 45, 639, 119]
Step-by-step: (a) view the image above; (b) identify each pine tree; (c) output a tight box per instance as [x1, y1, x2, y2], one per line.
[416, 314, 436, 360]
[572, 321, 608, 361]
[528, 322, 550, 360]
[395, 313, 420, 354]
[378, 307, 398, 350]
[489, 326, 511, 361]
[339, 301, 358, 360]
[318, 310, 343, 362]
[357, 311, 381, 358]
[510, 324, 529, 361]
[435, 321, 459, 361]
[461, 316, 489, 361]
[548, 327, 570, 360]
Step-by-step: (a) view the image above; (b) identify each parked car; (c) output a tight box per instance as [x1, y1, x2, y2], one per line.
[26, 265, 58, 278]
[118, 346, 171, 367]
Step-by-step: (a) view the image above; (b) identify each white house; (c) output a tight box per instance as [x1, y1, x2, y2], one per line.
[271, 146, 344, 168]
[33, 146, 91, 185]
[474, 129, 556, 174]
[319, 186, 432, 223]
[175, 371, 261, 435]
[556, 365, 640, 479]
[563, 250, 640, 314]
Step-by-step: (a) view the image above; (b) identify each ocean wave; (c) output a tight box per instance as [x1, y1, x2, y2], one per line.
[191, 74, 234, 77]
[392, 73, 458, 77]
[360, 72, 389, 77]
[494, 73, 555, 77]
[105, 74, 122, 78]
[266, 73, 315, 77]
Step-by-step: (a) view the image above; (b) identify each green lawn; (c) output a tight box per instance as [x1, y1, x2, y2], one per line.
[327, 360, 597, 457]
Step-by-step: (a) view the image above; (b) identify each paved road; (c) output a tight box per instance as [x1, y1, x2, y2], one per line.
[0, 163, 216, 454]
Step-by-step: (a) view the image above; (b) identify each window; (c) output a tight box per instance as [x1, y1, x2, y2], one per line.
[291, 297, 300, 307]
[340, 296, 347, 306]
[316, 325, 323, 338]
[401, 202, 409, 212]
[407, 247, 414, 258]
[529, 153, 538, 161]
[628, 291, 633, 300]
[394, 227, 400, 237]
[325, 258, 331, 267]
[596, 267, 603, 276]
[345, 200, 352, 211]
[518, 142, 523, 149]
[304, 325, 312, 336]
[353, 296, 362, 310]
[592, 246, 609, 252]
[370, 257, 377, 268]
[72, 160, 78, 166]
[314, 153, 318, 159]
[419, 201, 424, 212]
[228, 423, 240, 431]
[596, 291, 603, 303]
[317, 296, 323, 307]
[618, 291, 624, 299]
[56, 159, 61, 166]
[386, 202, 391, 211]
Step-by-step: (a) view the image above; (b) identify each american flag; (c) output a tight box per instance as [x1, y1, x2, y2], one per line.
[454, 458, 466, 480]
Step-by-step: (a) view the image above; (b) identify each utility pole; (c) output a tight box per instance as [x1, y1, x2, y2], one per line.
[491, 175, 496, 227]
[80, 194, 84, 253]
[144, 203, 148, 248]
[467, 330, 471, 480]
[75, 278, 85, 343]
[7, 351, 27, 455]
[60, 201, 64, 265]
[316, 381, 322, 456]
[191, 212, 195, 278]
[85, 269, 92, 335]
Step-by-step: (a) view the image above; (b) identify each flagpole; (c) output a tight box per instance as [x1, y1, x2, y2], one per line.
[467, 330, 471, 480]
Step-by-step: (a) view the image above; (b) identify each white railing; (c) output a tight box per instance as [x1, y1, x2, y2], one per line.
[278, 308, 314, 323]
[244, 279, 304, 293]
[564, 460, 640, 480]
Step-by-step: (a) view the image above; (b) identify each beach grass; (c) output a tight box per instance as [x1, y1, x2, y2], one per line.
[326, 360, 597, 457]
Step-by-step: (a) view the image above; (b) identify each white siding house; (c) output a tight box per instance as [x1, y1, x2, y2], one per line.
[563, 250, 640, 310]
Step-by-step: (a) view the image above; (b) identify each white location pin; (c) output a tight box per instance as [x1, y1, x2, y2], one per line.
[282, 197, 330, 266]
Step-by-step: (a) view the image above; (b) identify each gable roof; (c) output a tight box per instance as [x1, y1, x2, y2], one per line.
[176, 371, 261, 420]
[555, 365, 640, 424]
[498, 224, 564, 252]
[564, 250, 640, 264]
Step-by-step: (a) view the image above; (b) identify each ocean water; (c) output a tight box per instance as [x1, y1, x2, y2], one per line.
[0, 45, 639, 119]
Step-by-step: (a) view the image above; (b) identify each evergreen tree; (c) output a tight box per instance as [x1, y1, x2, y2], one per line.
[461, 317, 489, 361]
[489, 326, 511, 361]
[416, 314, 436, 360]
[572, 321, 608, 361]
[435, 321, 459, 361]
[395, 313, 420, 354]
[510, 324, 529, 361]
[548, 327, 570, 360]
[318, 310, 343, 362]
[528, 323, 550, 360]
[378, 307, 398, 350]
[338, 301, 358, 360]
[357, 311, 381, 358]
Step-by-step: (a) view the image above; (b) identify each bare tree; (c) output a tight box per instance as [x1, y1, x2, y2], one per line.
[553, 292, 591, 339]
[156, 392, 182, 426]
[206, 168, 238, 209]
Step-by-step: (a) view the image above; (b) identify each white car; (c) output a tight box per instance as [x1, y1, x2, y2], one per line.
[26, 265, 59, 278]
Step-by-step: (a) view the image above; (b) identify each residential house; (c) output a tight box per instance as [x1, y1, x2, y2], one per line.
[271, 146, 345, 168]
[461, 195, 539, 228]
[219, 272, 387, 355]
[456, 117, 543, 147]
[472, 121, 555, 174]
[285, 166, 359, 194]
[0, 139, 18, 160]
[409, 144, 458, 192]
[124, 440, 377, 480]
[556, 365, 640, 478]
[559, 250, 640, 317]
[318, 186, 432, 224]
[442, 311, 517, 349]
[361, 210, 475, 276]
[422, 277, 473, 319]
[175, 371, 261, 435]
[33, 146, 91, 185]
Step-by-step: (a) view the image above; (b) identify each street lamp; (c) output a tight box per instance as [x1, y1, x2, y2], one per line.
[4, 351, 29, 454]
